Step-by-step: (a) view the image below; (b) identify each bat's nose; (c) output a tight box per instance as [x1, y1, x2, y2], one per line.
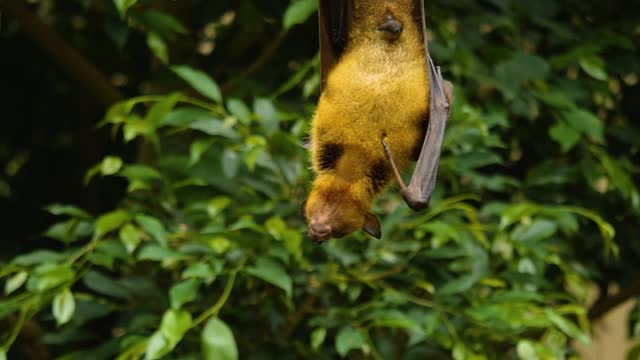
[309, 221, 332, 243]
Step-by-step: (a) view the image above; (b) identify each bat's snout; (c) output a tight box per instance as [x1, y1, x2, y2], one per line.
[308, 221, 332, 243]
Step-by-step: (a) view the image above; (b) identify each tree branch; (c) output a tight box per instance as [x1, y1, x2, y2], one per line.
[280, 294, 315, 339]
[588, 281, 640, 320]
[0, 0, 123, 107]
[220, 31, 288, 93]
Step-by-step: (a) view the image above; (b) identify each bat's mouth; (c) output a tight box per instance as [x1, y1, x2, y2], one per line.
[308, 222, 332, 243]
[308, 229, 331, 243]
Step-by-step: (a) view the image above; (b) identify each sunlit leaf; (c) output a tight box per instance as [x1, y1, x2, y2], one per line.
[283, 0, 318, 30]
[335, 326, 367, 358]
[227, 98, 251, 124]
[147, 32, 169, 64]
[101, 156, 123, 176]
[562, 109, 604, 143]
[4, 271, 28, 295]
[172, 65, 222, 103]
[579, 56, 608, 81]
[170, 280, 199, 309]
[202, 317, 238, 360]
[311, 328, 326, 351]
[95, 210, 130, 240]
[52, 289, 76, 326]
[114, 0, 137, 17]
[549, 122, 581, 152]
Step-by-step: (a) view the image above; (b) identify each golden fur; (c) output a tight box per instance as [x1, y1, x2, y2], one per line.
[305, 0, 430, 239]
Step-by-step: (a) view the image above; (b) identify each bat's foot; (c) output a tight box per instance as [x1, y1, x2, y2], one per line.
[382, 136, 430, 212]
[381, 136, 407, 192]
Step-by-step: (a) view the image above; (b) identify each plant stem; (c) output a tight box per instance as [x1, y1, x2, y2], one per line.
[192, 270, 238, 327]
[3, 308, 28, 351]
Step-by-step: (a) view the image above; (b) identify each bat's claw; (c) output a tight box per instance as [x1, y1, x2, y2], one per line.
[400, 188, 429, 211]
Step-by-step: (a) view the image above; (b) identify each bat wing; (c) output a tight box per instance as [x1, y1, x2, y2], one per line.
[318, 0, 352, 91]
[402, 1, 453, 210]
[383, 1, 453, 211]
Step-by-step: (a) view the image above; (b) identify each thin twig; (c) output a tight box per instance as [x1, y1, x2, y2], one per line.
[0, 0, 122, 107]
[221, 31, 288, 92]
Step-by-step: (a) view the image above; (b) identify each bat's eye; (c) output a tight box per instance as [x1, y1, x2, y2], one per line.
[377, 18, 403, 41]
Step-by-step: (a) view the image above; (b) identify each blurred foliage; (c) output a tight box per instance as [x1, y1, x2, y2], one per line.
[1, 0, 640, 359]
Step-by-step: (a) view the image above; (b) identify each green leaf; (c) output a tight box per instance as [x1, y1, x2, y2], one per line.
[190, 119, 238, 139]
[114, 0, 137, 17]
[119, 224, 142, 254]
[138, 245, 185, 262]
[147, 32, 169, 64]
[282, 229, 304, 265]
[207, 197, 232, 218]
[182, 263, 217, 284]
[222, 149, 240, 179]
[579, 56, 607, 81]
[83, 271, 130, 299]
[145, 93, 180, 126]
[438, 274, 477, 296]
[170, 279, 199, 309]
[283, 0, 318, 30]
[160, 309, 192, 345]
[45, 219, 93, 243]
[161, 108, 220, 127]
[243, 147, 263, 172]
[172, 65, 222, 103]
[549, 122, 581, 152]
[227, 98, 251, 124]
[95, 210, 130, 240]
[52, 288, 76, 326]
[123, 116, 156, 143]
[207, 236, 231, 254]
[253, 97, 279, 134]
[495, 52, 550, 98]
[265, 216, 286, 240]
[517, 340, 539, 360]
[335, 326, 367, 358]
[145, 330, 170, 360]
[562, 109, 604, 143]
[190, 139, 214, 166]
[512, 219, 558, 242]
[135, 10, 188, 37]
[0, 348, 6, 360]
[12, 250, 66, 266]
[311, 328, 326, 351]
[45, 204, 92, 220]
[245, 257, 292, 297]
[27, 264, 74, 292]
[202, 317, 238, 360]
[136, 214, 168, 245]
[101, 156, 123, 176]
[544, 308, 590, 345]
[4, 271, 28, 295]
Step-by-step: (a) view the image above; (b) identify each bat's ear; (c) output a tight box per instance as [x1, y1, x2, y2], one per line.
[362, 213, 381, 239]
[299, 199, 308, 220]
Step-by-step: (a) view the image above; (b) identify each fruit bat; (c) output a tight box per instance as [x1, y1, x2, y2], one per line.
[304, 0, 453, 242]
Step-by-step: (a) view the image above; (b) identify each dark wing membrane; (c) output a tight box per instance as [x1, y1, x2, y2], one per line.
[414, 0, 429, 54]
[400, 0, 454, 210]
[318, 0, 352, 91]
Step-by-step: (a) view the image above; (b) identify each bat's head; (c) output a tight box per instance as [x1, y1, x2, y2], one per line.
[303, 187, 381, 243]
